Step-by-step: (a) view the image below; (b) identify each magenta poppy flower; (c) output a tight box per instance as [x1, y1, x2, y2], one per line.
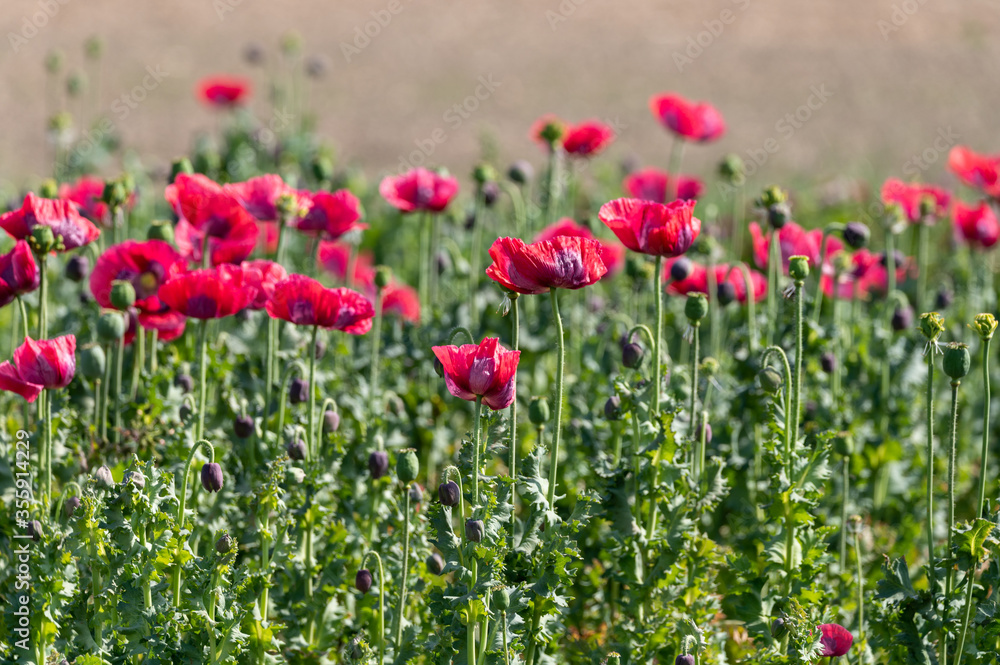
[623, 168, 704, 203]
[173, 194, 259, 266]
[431, 337, 520, 410]
[382, 283, 420, 323]
[598, 198, 701, 258]
[0, 193, 100, 251]
[0, 334, 76, 403]
[59, 176, 113, 226]
[197, 76, 251, 108]
[266, 275, 374, 334]
[534, 218, 625, 276]
[379, 168, 459, 213]
[649, 93, 725, 142]
[818, 623, 853, 657]
[953, 200, 1000, 250]
[317, 241, 376, 286]
[749, 221, 842, 275]
[949, 146, 1000, 199]
[486, 236, 608, 295]
[881, 178, 950, 223]
[159, 265, 258, 319]
[90, 239, 188, 314]
[242, 259, 289, 309]
[297, 190, 366, 239]
[0, 240, 40, 308]
[224, 174, 309, 223]
[665, 259, 767, 304]
[165, 173, 224, 224]
[562, 120, 615, 157]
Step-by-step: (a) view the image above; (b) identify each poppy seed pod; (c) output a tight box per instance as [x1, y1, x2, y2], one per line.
[718, 153, 745, 184]
[716, 281, 737, 306]
[465, 519, 485, 543]
[685, 293, 709, 323]
[169, 157, 194, 183]
[426, 552, 445, 576]
[374, 266, 392, 289]
[94, 464, 115, 489]
[78, 344, 106, 379]
[234, 415, 254, 439]
[604, 395, 622, 421]
[396, 448, 419, 484]
[771, 617, 788, 639]
[28, 520, 42, 542]
[368, 450, 389, 479]
[529, 396, 551, 425]
[473, 163, 498, 185]
[788, 255, 810, 282]
[65, 254, 90, 282]
[102, 179, 129, 210]
[216, 533, 233, 554]
[31, 225, 57, 254]
[675, 656, 695, 665]
[323, 410, 340, 433]
[96, 311, 127, 342]
[891, 305, 914, 332]
[507, 160, 534, 185]
[670, 256, 693, 282]
[605, 653, 621, 665]
[821, 352, 836, 374]
[943, 343, 971, 381]
[286, 438, 307, 461]
[758, 367, 783, 394]
[289, 378, 309, 404]
[842, 221, 870, 249]
[438, 480, 461, 507]
[125, 469, 146, 490]
[174, 373, 194, 393]
[971, 313, 998, 341]
[64, 495, 81, 517]
[311, 154, 334, 182]
[201, 463, 224, 493]
[622, 342, 644, 369]
[147, 220, 175, 244]
[493, 587, 511, 611]
[918, 312, 945, 342]
[355, 568, 373, 594]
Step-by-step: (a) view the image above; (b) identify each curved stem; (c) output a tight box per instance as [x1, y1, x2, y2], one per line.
[172, 439, 216, 608]
[54, 481, 81, 522]
[196, 318, 209, 441]
[546, 289, 566, 509]
[361, 551, 386, 665]
[761, 346, 794, 468]
[449, 326, 475, 346]
[275, 360, 308, 446]
[976, 336, 993, 518]
[925, 348, 936, 594]
[955, 564, 979, 665]
[394, 484, 412, 649]
[652, 256, 664, 417]
[442, 465, 467, 568]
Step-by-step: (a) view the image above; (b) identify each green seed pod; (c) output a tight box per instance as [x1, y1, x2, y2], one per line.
[169, 157, 194, 183]
[30, 225, 57, 254]
[102, 178, 128, 209]
[528, 396, 551, 425]
[700, 356, 720, 379]
[684, 293, 709, 323]
[971, 313, 998, 341]
[78, 344, 106, 379]
[39, 178, 59, 199]
[311, 154, 334, 183]
[758, 367, 783, 394]
[472, 163, 498, 185]
[943, 343, 971, 381]
[374, 266, 392, 289]
[918, 312, 945, 343]
[147, 220, 174, 243]
[493, 587, 511, 611]
[718, 154, 745, 184]
[396, 448, 419, 484]
[97, 311, 127, 342]
[605, 653, 621, 665]
[110, 279, 136, 310]
[771, 617, 788, 639]
[788, 255, 810, 281]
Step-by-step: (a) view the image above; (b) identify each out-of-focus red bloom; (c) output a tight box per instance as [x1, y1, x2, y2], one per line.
[317, 241, 375, 285]
[159, 265, 258, 319]
[224, 174, 308, 223]
[132, 308, 186, 344]
[562, 120, 615, 157]
[486, 236, 608, 295]
[242, 259, 288, 309]
[9, 334, 76, 393]
[258, 221, 279, 254]
[818, 624, 853, 657]
[948, 146, 1000, 199]
[431, 337, 520, 410]
[535, 218, 625, 276]
[649, 93, 725, 142]
[382, 283, 421, 323]
[197, 76, 251, 108]
[598, 198, 701, 257]
[881, 178, 950, 223]
[664, 259, 767, 304]
[0, 193, 100, 251]
[749, 221, 842, 275]
[953, 200, 1000, 250]
[0, 240, 40, 308]
[266, 275, 374, 333]
[380, 168, 459, 213]
[297, 190, 366, 239]
[90, 239, 188, 313]
[819, 248, 909, 300]
[59, 176, 110, 226]
[174, 194, 259, 266]
[165, 173, 224, 223]
[623, 168, 704, 203]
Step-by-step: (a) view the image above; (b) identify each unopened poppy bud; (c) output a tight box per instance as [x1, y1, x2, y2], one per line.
[323, 410, 340, 432]
[355, 568, 373, 594]
[622, 342, 644, 369]
[426, 552, 445, 575]
[918, 312, 945, 342]
[605, 653, 621, 665]
[31, 225, 57, 254]
[438, 480, 461, 506]
[102, 179, 128, 209]
[758, 367, 783, 394]
[675, 656, 695, 665]
[216, 533, 233, 555]
[538, 120, 565, 147]
[718, 153, 745, 184]
[933, 288, 953, 310]
[289, 378, 309, 404]
[201, 463, 224, 492]
[368, 450, 389, 479]
[45, 49, 63, 74]
[493, 587, 511, 611]
[788, 256, 809, 281]
[891, 305, 914, 332]
[408, 483, 423, 504]
[85, 36, 103, 60]
[374, 266, 392, 289]
[234, 415, 254, 439]
[670, 256, 693, 282]
[174, 373, 194, 393]
[604, 395, 622, 421]
[286, 438, 307, 461]
[434, 357, 445, 378]
[696, 420, 712, 444]
[169, 157, 193, 183]
[465, 518, 485, 543]
[821, 352, 836, 374]
[397, 448, 419, 484]
[919, 195, 937, 219]
[39, 179, 59, 199]
[685, 293, 709, 323]
[64, 495, 81, 517]
[287, 467, 306, 484]
[943, 343, 971, 380]
[97, 311, 127, 342]
[125, 468, 146, 490]
[529, 396, 550, 425]
[833, 431, 854, 457]
[78, 344, 106, 379]
[94, 464, 115, 489]
[28, 520, 42, 542]
[147, 220, 175, 243]
[842, 221, 870, 249]
[311, 154, 334, 183]
[110, 280, 136, 311]
[481, 181, 501, 208]
[473, 163, 498, 185]
[507, 160, 534, 185]
[243, 43, 265, 66]
[716, 281, 736, 306]
[65, 254, 90, 282]
[971, 313, 998, 341]
[771, 617, 788, 639]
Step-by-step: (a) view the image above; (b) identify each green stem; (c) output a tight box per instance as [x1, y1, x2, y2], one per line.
[172, 439, 216, 608]
[840, 456, 849, 575]
[955, 564, 979, 665]
[361, 551, 386, 665]
[259, 512, 272, 624]
[275, 360, 307, 447]
[811, 223, 845, 321]
[917, 221, 929, 314]
[791, 279, 805, 449]
[208, 570, 219, 665]
[130, 321, 144, 401]
[37, 253, 48, 339]
[976, 336, 993, 518]
[945, 380, 960, 665]
[652, 256, 664, 417]
[926, 347, 936, 594]
[509, 293, 520, 539]
[100, 342, 111, 441]
[196, 318, 209, 441]
[264, 317, 276, 443]
[501, 611, 510, 665]
[370, 289, 384, 424]
[762, 346, 794, 469]
[90, 524, 103, 647]
[419, 212, 431, 325]
[394, 484, 412, 648]
[546, 288, 566, 509]
[472, 397, 483, 506]
[854, 525, 864, 661]
[767, 230, 780, 345]
[43, 390, 52, 517]
[307, 325, 319, 460]
[113, 326, 124, 445]
[738, 263, 758, 353]
[689, 322, 700, 445]
[149, 328, 158, 374]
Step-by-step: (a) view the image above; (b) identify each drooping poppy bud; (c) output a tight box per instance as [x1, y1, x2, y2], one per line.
[94, 464, 115, 489]
[65, 255, 90, 282]
[842, 221, 870, 249]
[234, 415, 254, 439]
[216, 533, 233, 555]
[757, 367, 783, 394]
[287, 438, 307, 461]
[820, 352, 836, 374]
[397, 448, 419, 484]
[935, 288, 954, 310]
[716, 281, 737, 306]
[28, 520, 42, 542]
[891, 305, 914, 332]
[675, 655, 695, 665]
[438, 480, 461, 507]
[201, 462, 224, 493]
[355, 568, 373, 594]
[604, 395, 622, 421]
[368, 450, 389, 479]
[833, 431, 854, 457]
[174, 373, 194, 393]
[770, 617, 788, 639]
[622, 342, 644, 369]
[64, 495, 81, 517]
[323, 410, 340, 432]
[507, 160, 534, 185]
[670, 256, 693, 282]
[374, 266, 392, 289]
[426, 552, 445, 576]
[943, 343, 971, 381]
[125, 468, 146, 490]
[289, 378, 309, 405]
[696, 420, 712, 444]
[465, 519, 485, 543]
[147, 220, 175, 243]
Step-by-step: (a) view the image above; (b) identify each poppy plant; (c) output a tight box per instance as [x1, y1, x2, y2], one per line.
[59, 176, 111, 226]
[0, 192, 101, 251]
[952, 200, 1000, 250]
[598, 198, 701, 258]
[89, 240, 189, 332]
[648, 93, 725, 143]
[665, 259, 767, 304]
[224, 174, 310, 224]
[817, 623, 853, 657]
[535, 218, 625, 276]
[623, 168, 704, 203]
[197, 75, 251, 107]
[948, 145, 1000, 199]
[749, 221, 841, 275]
[881, 178, 951, 223]
[485, 235, 608, 295]
[173, 194, 259, 267]
[561, 120, 615, 157]
[379, 168, 459, 214]
[242, 259, 289, 310]
[296, 189, 366, 240]
[0, 240, 40, 309]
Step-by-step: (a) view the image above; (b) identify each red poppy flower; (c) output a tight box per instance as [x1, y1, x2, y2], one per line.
[530, 114, 566, 147]
[431, 337, 520, 410]
[380, 168, 459, 213]
[562, 120, 615, 157]
[0, 335, 76, 402]
[266, 275, 374, 334]
[0, 240, 40, 308]
[598, 198, 701, 258]
[665, 259, 767, 304]
[881, 178, 950, 223]
[818, 623, 853, 657]
[953, 200, 1000, 250]
[948, 146, 1000, 199]
[649, 93, 725, 142]
[0, 193, 100, 251]
[165, 173, 224, 224]
[382, 283, 421, 323]
[749, 221, 842, 275]
[159, 264, 258, 319]
[258, 221, 279, 254]
[59, 176, 112, 226]
[297, 190, 366, 239]
[90, 239, 188, 313]
[623, 168, 704, 203]
[173, 194, 259, 266]
[197, 76, 251, 108]
[535, 218, 625, 276]
[134, 308, 186, 344]
[317, 241, 376, 286]
[486, 236, 608, 295]
[243, 259, 289, 309]
[224, 174, 308, 223]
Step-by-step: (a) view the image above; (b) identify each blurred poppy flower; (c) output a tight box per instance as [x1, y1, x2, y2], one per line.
[649, 93, 725, 142]
[881, 178, 950, 223]
[952, 200, 999, 250]
[165, 173, 224, 223]
[266, 274, 374, 334]
[257, 221, 279, 254]
[173, 194, 259, 266]
[948, 146, 1000, 199]
[297, 190, 366, 239]
[431, 337, 520, 410]
[535, 218, 625, 276]
[818, 623, 853, 657]
[0, 240, 40, 308]
[820, 248, 909, 300]
[664, 258, 766, 304]
[0, 193, 100, 251]
[486, 235, 608, 295]
[623, 168, 704, 203]
[598, 198, 701, 257]
[159, 264, 258, 319]
[197, 76, 251, 108]
[224, 174, 308, 223]
[317, 240, 375, 285]
[382, 283, 420, 323]
[749, 221, 841, 274]
[0, 334, 76, 402]
[562, 120, 615, 157]
[242, 259, 288, 309]
[59, 176, 111, 226]
[380, 168, 459, 213]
